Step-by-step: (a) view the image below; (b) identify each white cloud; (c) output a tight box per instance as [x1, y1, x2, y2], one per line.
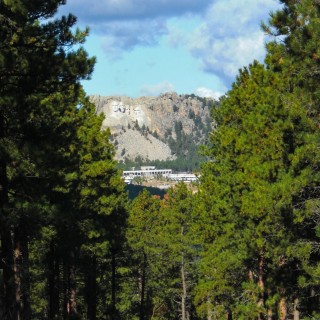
[194, 87, 223, 100]
[140, 81, 175, 96]
[99, 19, 168, 59]
[167, 25, 186, 48]
[59, 0, 282, 86]
[188, 0, 280, 83]
[199, 32, 266, 77]
[59, 0, 211, 59]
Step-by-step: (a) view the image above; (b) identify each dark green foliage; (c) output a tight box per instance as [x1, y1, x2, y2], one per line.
[0, 1, 127, 319]
[174, 120, 183, 140]
[151, 130, 158, 139]
[188, 109, 195, 119]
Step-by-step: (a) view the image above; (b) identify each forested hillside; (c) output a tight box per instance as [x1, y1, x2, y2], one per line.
[1, 1, 320, 320]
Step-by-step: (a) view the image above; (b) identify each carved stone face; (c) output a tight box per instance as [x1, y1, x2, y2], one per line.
[111, 101, 119, 112]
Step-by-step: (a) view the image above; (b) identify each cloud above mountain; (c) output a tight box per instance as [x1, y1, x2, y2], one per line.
[61, 0, 211, 58]
[140, 81, 175, 96]
[194, 87, 223, 100]
[188, 0, 279, 82]
[60, 0, 281, 95]
[99, 19, 168, 58]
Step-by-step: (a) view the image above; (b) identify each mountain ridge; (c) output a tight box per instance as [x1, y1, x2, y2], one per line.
[90, 92, 215, 169]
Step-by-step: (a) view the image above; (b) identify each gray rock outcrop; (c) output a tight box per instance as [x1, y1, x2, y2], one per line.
[90, 92, 214, 162]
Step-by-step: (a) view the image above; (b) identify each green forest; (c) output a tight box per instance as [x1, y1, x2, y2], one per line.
[1, 0, 320, 319]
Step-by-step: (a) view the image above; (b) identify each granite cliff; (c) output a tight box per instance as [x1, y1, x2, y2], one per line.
[90, 92, 214, 167]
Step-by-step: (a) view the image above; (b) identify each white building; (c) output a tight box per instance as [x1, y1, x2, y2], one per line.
[168, 173, 198, 182]
[122, 167, 199, 184]
[122, 168, 172, 180]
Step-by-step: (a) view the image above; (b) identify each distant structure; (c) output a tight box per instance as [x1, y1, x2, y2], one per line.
[168, 173, 198, 182]
[123, 167, 172, 184]
[122, 167, 198, 184]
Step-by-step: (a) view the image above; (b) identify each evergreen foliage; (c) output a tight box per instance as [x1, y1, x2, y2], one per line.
[124, 185, 200, 319]
[196, 1, 320, 318]
[1, 1, 320, 319]
[0, 1, 126, 319]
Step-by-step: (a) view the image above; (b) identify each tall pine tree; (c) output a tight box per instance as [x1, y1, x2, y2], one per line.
[197, 61, 318, 319]
[0, 1, 94, 318]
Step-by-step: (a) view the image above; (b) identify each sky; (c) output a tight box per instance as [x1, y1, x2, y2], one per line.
[58, 0, 281, 99]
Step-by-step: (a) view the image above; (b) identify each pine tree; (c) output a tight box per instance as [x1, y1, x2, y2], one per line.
[125, 185, 200, 320]
[0, 1, 94, 318]
[262, 0, 320, 316]
[126, 189, 163, 319]
[158, 183, 198, 320]
[26, 94, 128, 319]
[197, 61, 318, 318]
[74, 96, 127, 319]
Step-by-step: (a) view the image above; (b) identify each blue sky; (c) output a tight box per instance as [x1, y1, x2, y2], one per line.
[59, 0, 280, 99]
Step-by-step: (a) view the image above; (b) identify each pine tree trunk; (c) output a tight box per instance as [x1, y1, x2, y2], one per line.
[0, 111, 6, 209]
[0, 204, 31, 320]
[86, 256, 97, 320]
[0, 109, 16, 319]
[64, 259, 78, 319]
[63, 261, 68, 319]
[1, 226, 16, 319]
[257, 250, 265, 320]
[14, 223, 31, 320]
[48, 241, 55, 319]
[293, 298, 299, 320]
[21, 235, 31, 320]
[111, 250, 117, 319]
[181, 255, 187, 320]
[13, 228, 22, 320]
[206, 298, 212, 320]
[279, 293, 287, 320]
[267, 292, 273, 320]
[207, 308, 212, 320]
[139, 253, 146, 320]
[181, 226, 189, 320]
[227, 310, 233, 320]
[48, 241, 60, 319]
[69, 264, 78, 318]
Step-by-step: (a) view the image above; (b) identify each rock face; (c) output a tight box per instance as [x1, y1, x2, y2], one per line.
[90, 92, 213, 162]
[114, 129, 174, 161]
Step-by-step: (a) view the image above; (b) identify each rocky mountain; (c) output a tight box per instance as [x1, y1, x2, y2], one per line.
[90, 92, 215, 170]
